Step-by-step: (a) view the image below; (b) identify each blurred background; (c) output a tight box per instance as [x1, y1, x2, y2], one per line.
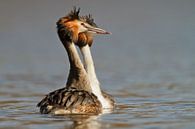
[0, 0, 195, 85]
[0, 0, 195, 129]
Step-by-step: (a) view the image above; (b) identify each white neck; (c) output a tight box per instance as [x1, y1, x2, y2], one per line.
[80, 45, 100, 90]
[80, 45, 111, 108]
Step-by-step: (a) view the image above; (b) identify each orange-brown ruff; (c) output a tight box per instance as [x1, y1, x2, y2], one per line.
[76, 15, 96, 47]
[37, 8, 103, 114]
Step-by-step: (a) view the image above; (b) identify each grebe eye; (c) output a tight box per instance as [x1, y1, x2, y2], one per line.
[81, 23, 85, 26]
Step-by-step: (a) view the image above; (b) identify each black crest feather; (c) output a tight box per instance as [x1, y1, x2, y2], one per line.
[81, 14, 98, 27]
[67, 7, 80, 20]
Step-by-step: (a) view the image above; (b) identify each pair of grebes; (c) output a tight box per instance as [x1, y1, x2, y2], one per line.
[37, 8, 115, 114]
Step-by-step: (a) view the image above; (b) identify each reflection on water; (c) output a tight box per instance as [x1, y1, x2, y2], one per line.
[1, 74, 195, 129]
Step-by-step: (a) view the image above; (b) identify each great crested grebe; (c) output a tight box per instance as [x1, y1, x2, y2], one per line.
[76, 15, 114, 109]
[37, 8, 114, 114]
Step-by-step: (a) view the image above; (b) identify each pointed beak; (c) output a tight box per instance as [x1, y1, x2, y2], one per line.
[85, 24, 111, 35]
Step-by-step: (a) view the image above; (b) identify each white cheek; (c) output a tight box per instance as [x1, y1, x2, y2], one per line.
[78, 26, 87, 33]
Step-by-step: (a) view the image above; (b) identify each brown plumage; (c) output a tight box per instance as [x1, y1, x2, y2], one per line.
[37, 7, 112, 114]
[37, 87, 101, 114]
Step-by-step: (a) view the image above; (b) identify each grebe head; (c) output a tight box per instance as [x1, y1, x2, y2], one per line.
[77, 14, 111, 47]
[76, 15, 97, 47]
[57, 7, 110, 43]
